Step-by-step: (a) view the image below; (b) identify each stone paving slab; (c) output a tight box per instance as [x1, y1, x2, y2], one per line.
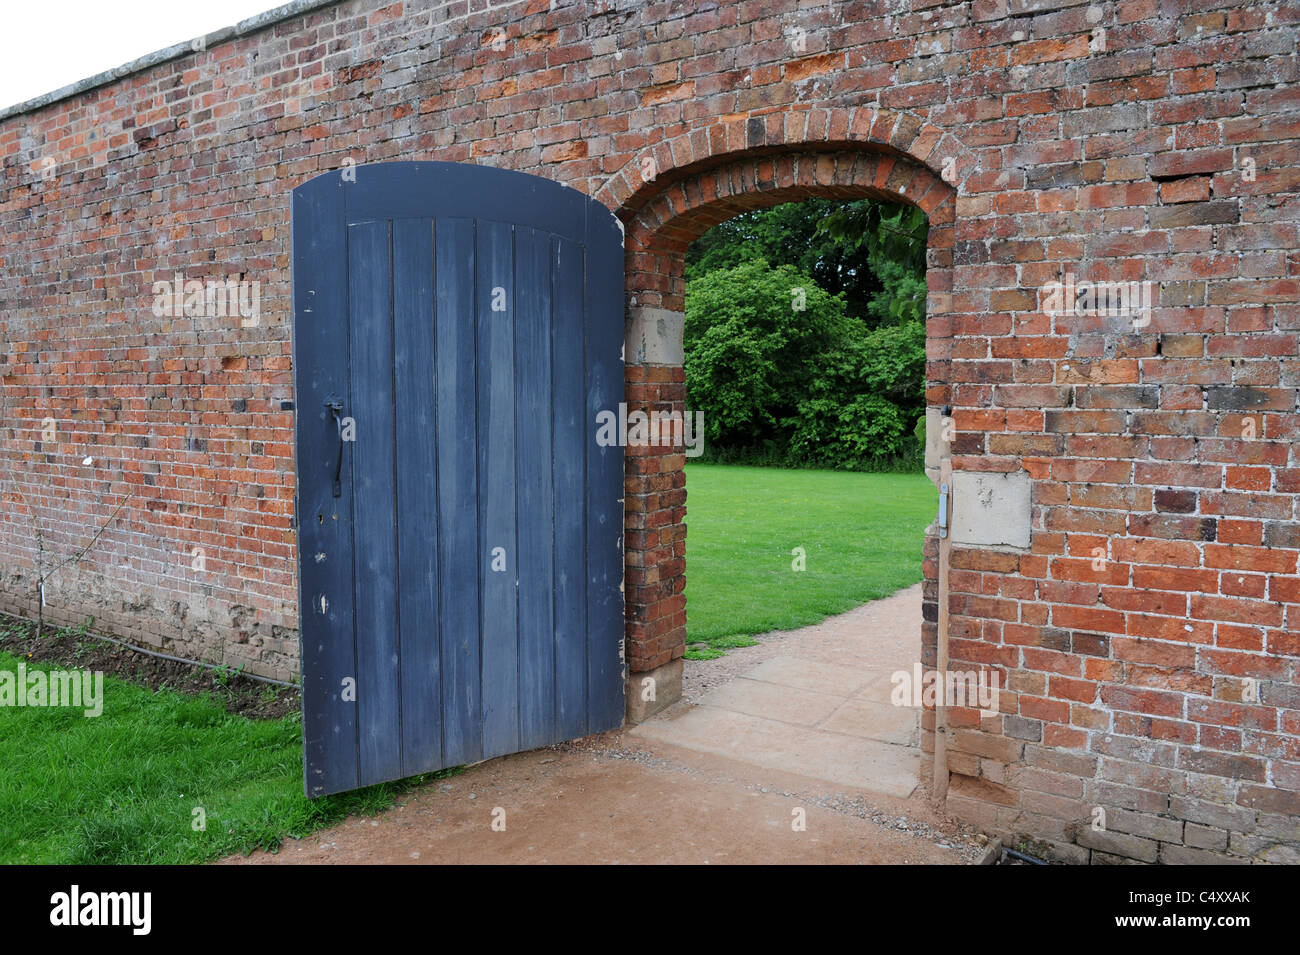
[633, 706, 919, 798]
[695, 677, 845, 726]
[636, 586, 924, 799]
[741, 656, 875, 698]
[820, 695, 919, 746]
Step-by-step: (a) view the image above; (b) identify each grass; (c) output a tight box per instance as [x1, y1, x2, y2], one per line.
[693, 441, 924, 474]
[0, 642, 457, 864]
[683, 463, 936, 658]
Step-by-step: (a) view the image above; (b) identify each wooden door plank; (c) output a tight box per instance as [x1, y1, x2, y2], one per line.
[477, 220, 520, 760]
[515, 227, 556, 750]
[585, 215, 628, 732]
[434, 217, 482, 767]
[393, 217, 442, 774]
[294, 175, 360, 797]
[347, 219, 403, 785]
[551, 235, 589, 740]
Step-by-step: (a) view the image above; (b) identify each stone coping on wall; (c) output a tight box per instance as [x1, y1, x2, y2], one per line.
[0, 0, 343, 122]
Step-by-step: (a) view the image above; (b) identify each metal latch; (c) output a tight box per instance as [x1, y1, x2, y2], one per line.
[938, 481, 950, 539]
[326, 399, 345, 498]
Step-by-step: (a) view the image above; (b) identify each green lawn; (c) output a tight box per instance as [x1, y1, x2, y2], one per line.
[683, 464, 936, 658]
[0, 645, 453, 864]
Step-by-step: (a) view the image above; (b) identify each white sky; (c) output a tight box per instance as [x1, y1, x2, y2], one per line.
[1, 0, 285, 111]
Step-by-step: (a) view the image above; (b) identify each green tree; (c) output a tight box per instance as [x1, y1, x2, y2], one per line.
[685, 198, 929, 326]
[787, 320, 926, 467]
[686, 199, 881, 321]
[684, 259, 853, 451]
[818, 201, 929, 327]
[682, 197, 931, 470]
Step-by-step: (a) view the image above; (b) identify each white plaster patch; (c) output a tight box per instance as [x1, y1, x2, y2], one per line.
[951, 470, 1032, 549]
[624, 306, 684, 365]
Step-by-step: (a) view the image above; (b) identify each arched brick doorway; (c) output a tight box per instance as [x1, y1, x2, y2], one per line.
[602, 109, 964, 784]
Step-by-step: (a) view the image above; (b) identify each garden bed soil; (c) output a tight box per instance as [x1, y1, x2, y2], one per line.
[0, 616, 299, 720]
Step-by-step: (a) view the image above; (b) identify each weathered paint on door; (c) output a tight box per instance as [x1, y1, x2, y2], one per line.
[291, 162, 625, 798]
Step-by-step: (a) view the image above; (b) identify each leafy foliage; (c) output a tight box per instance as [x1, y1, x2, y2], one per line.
[818, 200, 929, 275]
[683, 198, 929, 470]
[686, 198, 885, 320]
[788, 320, 926, 468]
[684, 259, 854, 445]
[819, 200, 929, 327]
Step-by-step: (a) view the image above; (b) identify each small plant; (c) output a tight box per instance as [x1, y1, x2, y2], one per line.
[213, 662, 245, 688]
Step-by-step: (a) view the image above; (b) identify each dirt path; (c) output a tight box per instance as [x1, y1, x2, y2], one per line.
[227, 734, 983, 865]
[226, 585, 987, 864]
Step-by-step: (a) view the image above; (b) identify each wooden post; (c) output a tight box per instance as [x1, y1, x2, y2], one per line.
[933, 455, 953, 805]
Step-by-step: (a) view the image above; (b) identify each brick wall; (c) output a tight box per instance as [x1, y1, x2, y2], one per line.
[1, 0, 1297, 862]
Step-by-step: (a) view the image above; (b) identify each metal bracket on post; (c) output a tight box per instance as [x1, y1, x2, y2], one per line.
[938, 481, 950, 539]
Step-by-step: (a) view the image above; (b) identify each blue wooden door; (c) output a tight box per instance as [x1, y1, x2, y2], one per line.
[291, 162, 625, 798]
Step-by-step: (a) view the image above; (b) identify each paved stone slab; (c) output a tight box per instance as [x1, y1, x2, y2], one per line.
[632, 706, 919, 798]
[818, 695, 919, 746]
[855, 668, 908, 704]
[741, 656, 874, 699]
[696, 677, 844, 726]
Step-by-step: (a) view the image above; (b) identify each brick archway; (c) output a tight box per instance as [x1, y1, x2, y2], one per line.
[595, 107, 977, 218]
[609, 115, 960, 739]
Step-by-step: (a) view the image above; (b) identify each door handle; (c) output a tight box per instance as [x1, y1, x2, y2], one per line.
[326, 400, 344, 498]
